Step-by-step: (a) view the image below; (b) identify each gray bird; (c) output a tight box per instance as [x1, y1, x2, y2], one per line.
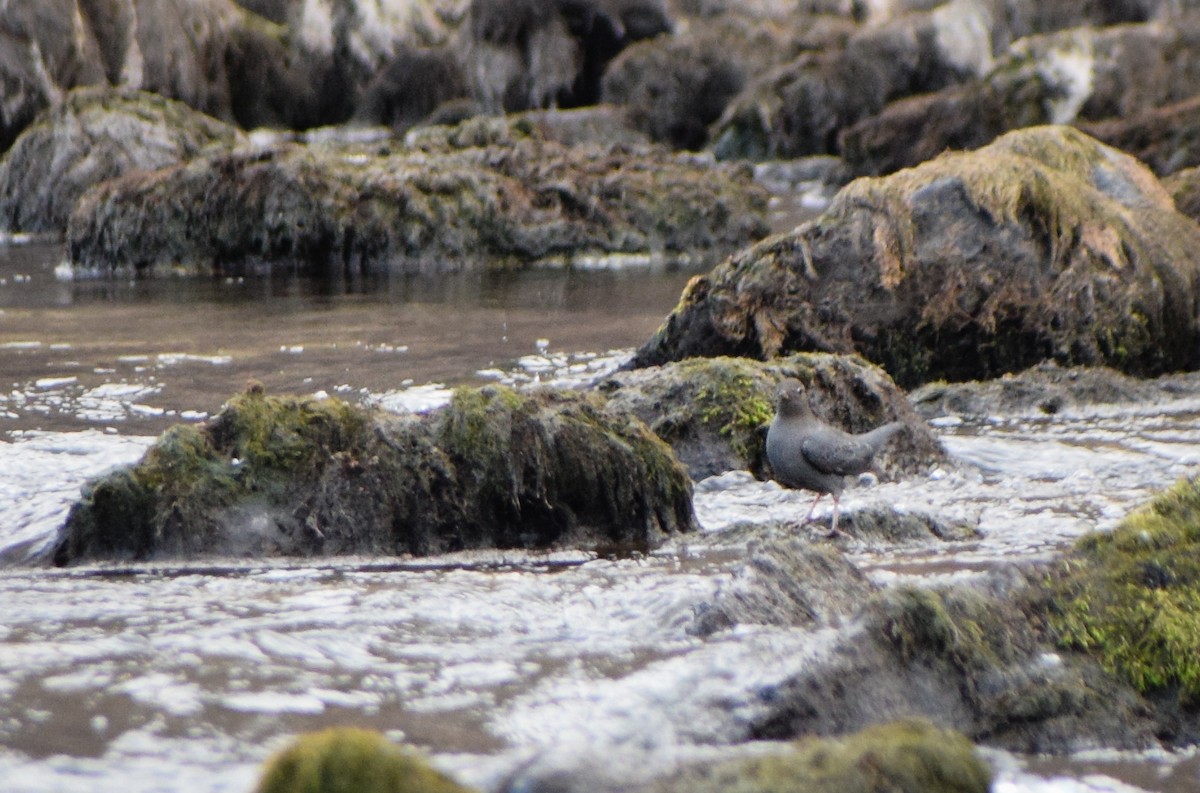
[766, 378, 904, 534]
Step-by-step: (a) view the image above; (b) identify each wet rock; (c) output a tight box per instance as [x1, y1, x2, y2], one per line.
[461, 0, 671, 112]
[690, 538, 874, 636]
[357, 44, 467, 132]
[256, 727, 476, 793]
[909, 361, 1179, 419]
[600, 13, 850, 150]
[633, 126, 1200, 388]
[842, 19, 1200, 176]
[1040, 475, 1200, 726]
[837, 506, 979, 544]
[600, 353, 945, 480]
[52, 384, 696, 564]
[1164, 163, 1200, 223]
[515, 105, 649, 147]
[654, 719, 992, 793]
[1081, 95, 1200, 177]
[66, 116, 769, 276]
[751, 581, 1165, 754]
[0, 0, 463, 151]
[707, 1, 997, 161]
[0, 87, 242, 234]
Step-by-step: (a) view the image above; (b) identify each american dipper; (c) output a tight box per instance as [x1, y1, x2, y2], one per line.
[766, 378, 904, 534]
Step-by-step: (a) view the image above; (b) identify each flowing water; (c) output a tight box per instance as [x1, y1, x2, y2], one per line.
[1, 241, 1198, 793]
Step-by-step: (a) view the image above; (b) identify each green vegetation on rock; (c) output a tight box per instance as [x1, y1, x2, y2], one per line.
[255, 728, 476, 793]
[1048, 476, 1200, 702]
[55, 383, 696, 563]
[677, 720, 992, 793]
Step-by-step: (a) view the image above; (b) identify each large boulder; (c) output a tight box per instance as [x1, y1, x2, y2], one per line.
[602, 353, 945, 480]
[632, 126, 1200, 388]
[0, 87, 241, 233]
[52, 384, 696, 564]
[66, 116, 769, 276]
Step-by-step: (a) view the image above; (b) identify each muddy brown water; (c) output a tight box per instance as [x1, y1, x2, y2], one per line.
[1, 240, 1199, 792]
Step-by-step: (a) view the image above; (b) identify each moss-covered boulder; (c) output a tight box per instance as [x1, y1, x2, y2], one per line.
[634, 126, 1200, 388]
[751, 580, 1164, 754]
[602, 353, 945, 479]
[66, 116, 769, 275]
[1045, 475, 1200, 709]
[53, 384, 695, 563]
[655, 720, 992, 793]
[0, 87, 241, 234]
[256, 728, 475, 793]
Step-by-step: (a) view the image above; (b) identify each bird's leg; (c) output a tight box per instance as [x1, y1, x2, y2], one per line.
[803, 493, 824, 524]
[826, 495, 846, 540]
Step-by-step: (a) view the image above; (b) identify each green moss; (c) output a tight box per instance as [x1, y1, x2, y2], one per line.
[694, 720, 992, 793]
[1048, 476, 1200, 701]
[255, 728, 476, 793]
[677, 356, 774, 459]
[872, 587, 1010, 676]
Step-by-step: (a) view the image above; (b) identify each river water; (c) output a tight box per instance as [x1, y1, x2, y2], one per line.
[1, 240, 1198, 793]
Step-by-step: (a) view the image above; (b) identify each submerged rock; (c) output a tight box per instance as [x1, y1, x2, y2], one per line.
[0, 87, 242, 234]
[53, 384, 695, 564]
[66, 116, 769, 275]
[256, 728, 476, 793]
[633, 126, 1200, 388]
[909, 360, 1188, 419]
[655, 719, 992, 793]
[690, 538, 874, 636]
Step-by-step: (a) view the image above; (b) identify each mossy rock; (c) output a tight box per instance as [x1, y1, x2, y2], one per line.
[0, 86, 241, 233]
[256, 728, 475, 793]
[661, 720, 992, 793]
[602, 352, 945, 480]
[54, 384, 696, 563]
[1046, 475, 1200, 704]
[66, 115, 769, 276]
[635, 126, 1200, 387]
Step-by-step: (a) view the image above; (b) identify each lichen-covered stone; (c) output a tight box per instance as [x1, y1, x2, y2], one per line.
[0, 87, 241, 233]
[634, 126, 1200, 387]
[656, 720, 992, 793]
[256, 728, 476, 793]
[66, 116, 769, 275]
[602, 353, 945, 479]
[53, 384, 696, 563]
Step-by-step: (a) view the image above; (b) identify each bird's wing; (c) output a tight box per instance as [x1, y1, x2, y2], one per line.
[801, 428, 880, 476]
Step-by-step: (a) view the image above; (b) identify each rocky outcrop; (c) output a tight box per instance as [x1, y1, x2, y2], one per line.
[842, 19, 1200, 176]
[66, 116, 769, 276]
[0, 0, 464, 149]
[601, 353, 945, 480]
[52, 384, 696, 564]
[633, 126, 1200, 388]
[600, 13, 852, 150]
[0, 87, 242, 234]
[740, 474, 1200, 754]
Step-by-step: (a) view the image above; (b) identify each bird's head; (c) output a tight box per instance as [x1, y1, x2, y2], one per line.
[774, 378, 813, 417]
